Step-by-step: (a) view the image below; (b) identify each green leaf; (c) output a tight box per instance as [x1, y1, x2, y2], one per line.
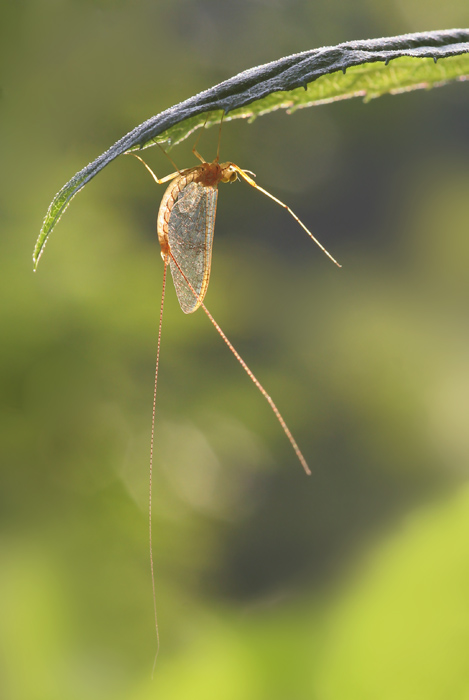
[316, 487, 469, 700]
[33, 29, 469, 269]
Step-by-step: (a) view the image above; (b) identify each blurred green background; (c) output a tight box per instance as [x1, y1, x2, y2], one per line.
[2, 2, 469, 699]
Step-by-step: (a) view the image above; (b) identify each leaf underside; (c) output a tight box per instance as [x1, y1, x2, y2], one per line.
[34, 29, 469, 269]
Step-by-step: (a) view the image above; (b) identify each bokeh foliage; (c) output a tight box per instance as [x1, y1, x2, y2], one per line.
[2, 1, 469, 699]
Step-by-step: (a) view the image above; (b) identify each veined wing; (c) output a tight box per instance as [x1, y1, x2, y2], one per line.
[167, 180, 218, 314]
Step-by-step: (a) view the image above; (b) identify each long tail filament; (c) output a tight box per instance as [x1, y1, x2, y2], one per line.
[149, 255, 168, 671]
[169, 251, 311, 476]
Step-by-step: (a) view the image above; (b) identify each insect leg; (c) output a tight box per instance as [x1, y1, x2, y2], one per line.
[232, 165, 342, 268]
[192, 110, 225, 164]
[192, 118, 209, 164]
[129, 153, 179, 186]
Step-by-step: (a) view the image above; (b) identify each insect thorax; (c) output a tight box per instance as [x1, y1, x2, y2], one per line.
[196, 162, 238, 186]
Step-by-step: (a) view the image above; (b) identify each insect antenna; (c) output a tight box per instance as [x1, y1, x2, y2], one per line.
[168, 251, 311, 476]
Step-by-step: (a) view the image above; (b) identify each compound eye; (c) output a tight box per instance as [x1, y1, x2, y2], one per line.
[221, 166, 238, 183]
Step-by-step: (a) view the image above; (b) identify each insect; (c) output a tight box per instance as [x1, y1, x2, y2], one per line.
[132, 118, 341, 476]
[132, 117, 341, 658]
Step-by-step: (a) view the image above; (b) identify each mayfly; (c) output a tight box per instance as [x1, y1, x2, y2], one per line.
[133, 118, 341, 476]
[133, 118, 341, 658]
